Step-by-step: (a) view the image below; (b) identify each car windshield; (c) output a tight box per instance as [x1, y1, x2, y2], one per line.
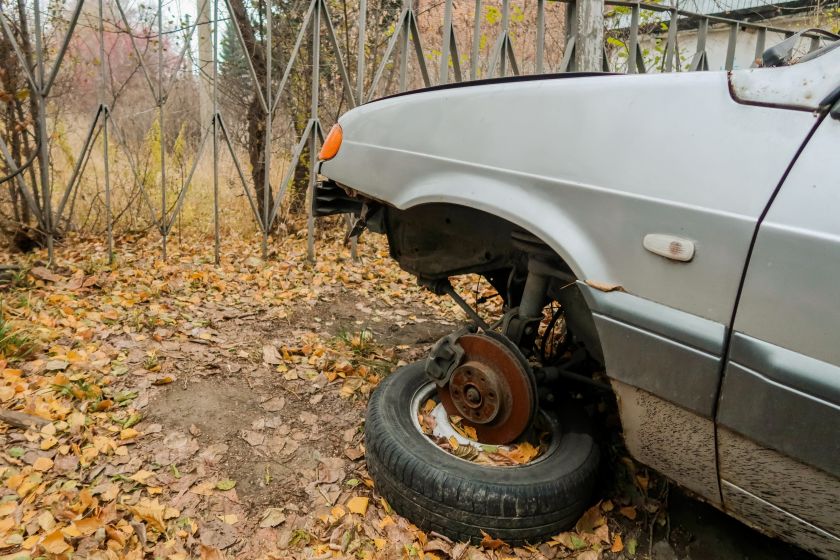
[762, 29, 840, 67]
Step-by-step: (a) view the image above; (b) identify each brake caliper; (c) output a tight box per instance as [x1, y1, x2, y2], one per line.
[424, 326, 473, 387]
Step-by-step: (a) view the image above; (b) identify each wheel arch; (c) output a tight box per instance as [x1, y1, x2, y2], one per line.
[379, 191, 606, 364]
[383, 170, 610, 284]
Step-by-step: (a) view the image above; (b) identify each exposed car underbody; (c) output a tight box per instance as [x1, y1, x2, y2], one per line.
[317, 185, 605, 445]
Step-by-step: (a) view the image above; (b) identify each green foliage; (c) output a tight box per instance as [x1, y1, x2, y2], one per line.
[219, 19, 250, 94]
[484, 5, 502, 25]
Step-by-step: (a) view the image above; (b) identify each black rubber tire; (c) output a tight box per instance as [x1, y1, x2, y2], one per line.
[365, 361, 600, 545]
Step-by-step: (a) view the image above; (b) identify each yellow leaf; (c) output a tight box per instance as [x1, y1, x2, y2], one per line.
[61, 523, 82, 538]
[501, 441, 539, 464]
[5, 473, 23, 491]
[74, 489, 95, 513]
[378, 515, 394, 530]
[190, 481, 215, 496]
[130, 498, 166, 532]
[479, 530, 506, 550]
[100, 483, 120, 501]
[346, 496, 369, 515]
[22, 532, 40, 549]
[32, 457, 53, 472]
[462, 425, 478, 440]
[330, 505, 346, 519]
[0, 502, 16, 516]
[199, 545, 224, 560]
[576, 503, 607, 533]
[619, 505, 637, 520]
[130, 469, 155, 484]
[611, 534, 624, 553]
[96, 399, 113, 411]
[120, 428, 139, 440]
[40, 437, 58, 450]
[41, 529, 70, 554]
[37, 511, 55, 531]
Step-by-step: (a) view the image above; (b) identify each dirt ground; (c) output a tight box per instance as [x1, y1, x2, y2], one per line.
[0, 232, 816, 559]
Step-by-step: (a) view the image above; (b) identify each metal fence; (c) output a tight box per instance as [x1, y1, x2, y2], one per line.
[0, 0, 832, 264]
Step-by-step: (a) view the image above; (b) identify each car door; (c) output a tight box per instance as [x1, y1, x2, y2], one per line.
[716, 107, 840, 559]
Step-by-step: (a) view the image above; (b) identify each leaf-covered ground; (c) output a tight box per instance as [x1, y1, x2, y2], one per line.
[0, 233, 814, 560]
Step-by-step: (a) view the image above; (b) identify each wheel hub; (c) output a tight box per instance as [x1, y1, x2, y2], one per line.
[449, 361, 503, 423]
[438, 333, 537, 445]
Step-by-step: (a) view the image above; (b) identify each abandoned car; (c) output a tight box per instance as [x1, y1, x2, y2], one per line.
[314, 34, 840, 558]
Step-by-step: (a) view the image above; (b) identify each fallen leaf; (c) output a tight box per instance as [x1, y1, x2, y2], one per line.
[576, 503, 606, 533]
[216, 479, 236, 491]
[346, 496, 368, 515]
[130, 469, 156, 484]
[32, 457, 53, 472]
[45, 359, 69, 371]
[260, 396, 285, 412]
[37, 511, 55, 531]
[191, 481, 216, 495]
[120, 428, 140, 440]
[619, 506, 637, 520]
[611, 533, 624, 553]
[259, 508, 286, 528]
[501, 441, 539, 464]
[479, 530, 507, 550]
[41, 529, 70, 554]
[262, 345, 282, 365]
[130, 498, 166, 532]
[200, 545, 225, 560]
[462, 424, 478, 440]
[74, 515, 105, 536]
[240, 430, 264, 446]
[585, 279, 624, 292]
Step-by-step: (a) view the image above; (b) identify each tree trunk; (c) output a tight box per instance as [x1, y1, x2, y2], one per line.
[247, 95, 272, 225]
[227, 0, 271, 227]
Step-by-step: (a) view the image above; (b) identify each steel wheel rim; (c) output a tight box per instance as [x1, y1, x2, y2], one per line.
[410, 381, 562, 468]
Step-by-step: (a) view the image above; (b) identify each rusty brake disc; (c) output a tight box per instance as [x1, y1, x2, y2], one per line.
[438, 333, 537, 445]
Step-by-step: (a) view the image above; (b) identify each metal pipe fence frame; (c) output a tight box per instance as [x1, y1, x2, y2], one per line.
[0, 0, 833, 265]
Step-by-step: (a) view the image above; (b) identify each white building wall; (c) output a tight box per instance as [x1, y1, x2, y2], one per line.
[609, 13, 817, 72]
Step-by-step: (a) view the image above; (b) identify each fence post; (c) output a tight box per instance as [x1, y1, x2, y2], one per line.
[98, 0, 113, 263]
[575, 0, 604, 72]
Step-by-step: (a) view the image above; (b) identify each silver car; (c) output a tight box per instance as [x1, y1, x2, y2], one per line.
[315, 35, 840, 558]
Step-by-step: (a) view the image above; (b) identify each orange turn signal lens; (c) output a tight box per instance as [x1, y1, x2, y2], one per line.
[319, 124, 343, 161]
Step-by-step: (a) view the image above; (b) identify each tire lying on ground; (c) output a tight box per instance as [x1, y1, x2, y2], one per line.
[364, 361, 600, 545]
